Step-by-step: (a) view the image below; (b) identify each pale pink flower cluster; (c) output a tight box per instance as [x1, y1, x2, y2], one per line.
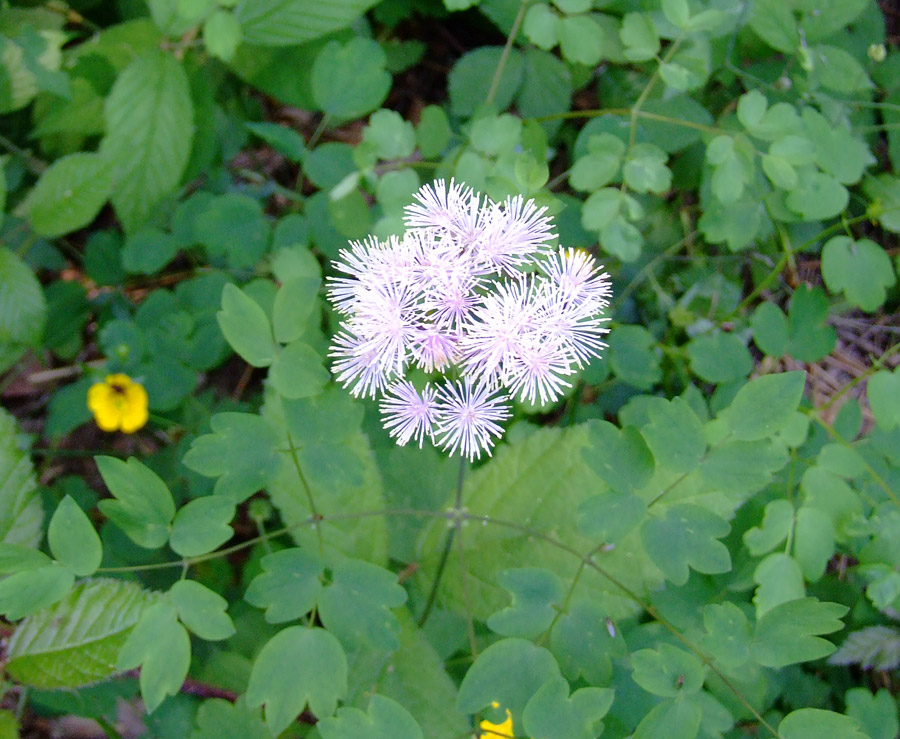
[327, 180, 611, 460]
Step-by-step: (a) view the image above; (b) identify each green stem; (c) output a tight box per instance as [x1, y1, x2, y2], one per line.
[485, 0, 530, 107]
[417, 456, 467, 628]
[284, 430, 324, 550]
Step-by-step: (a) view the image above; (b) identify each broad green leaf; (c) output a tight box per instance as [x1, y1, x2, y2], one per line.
[523, 677, 613, 739]
[822, 236, 895, 312]
[631, 643, 705, 697]
[101, 50, 193, 233]
[117, 601, 190, 713]
[457, 638, 560, 718]
[22, 153, 113, 237]
[363, 109, 416, 161]
[845, 688, 899, 739]
[415, 105, 452, 158]
[246, 122, 306, 162]
[311, 38, 390, 120]
[196, 194, 270, 270]
[702, 602, 750, 669]
[523, 3, 558, 50]
[557, 15, 604, 66]
[203, 9, 242, 61]
[622, 143, 671, 194]
[620, 12, 659, 61]
[318, 695, 423, 739]
[550, 599, 626, 685]
[0, 407, 43, 547]
[0, 564, 73, 620]
[868, 369, 900, 430]
[269, 341, 330, 399]
[244, 547, 323, 623]
[688, 332, 752, 384]
[246, 626, 347, 734]
[751, 302, 788, 357]
[700, 438, 788, 497]
[743, 499, 793, 556]
[569, 134, 623, 192]
[182, 412, 280, 502]
[169, 496, 235, 557]
[487, 568, 564, 638]
[577, 490, 646, 544]
[0, 248, 47, 375]
[169, 580, 235, 641]
[582, 421, 654, 494]
[95, 456, 175, 549]
[608, 325, 661, 389]
[661, 0, 689, 28]
[786, 285, 836, 361]
[470, 114, 522, 156]
[318, 558, 407, 650]
[802, 108, 875, 185]
[633, 698, 702, 739]
[748, 0, 798, 52]
[0, 544, 51, 573]
[864, 174, 900, 234]
[753, 596, 846, 669]
[800, 467, 862, 539]
[719, 371, 805, 441]
[516, 48, 572, 131]
[641, 504, 731, 585]
[753, 552, 804, 617]
[121, 228, 179, 275]
[6, 579, 157, 688]
[808, 45, 872, 93]
[217, 284, 276, 367]
[640, 397, 705, 473]
[235, 0, 379, 46]
[190, 697, 270, 739]
[448, 47, 524, 118]
[793, 506, 834, 582]
[779, 709, 867, 739]
[48, 496, 101, 577]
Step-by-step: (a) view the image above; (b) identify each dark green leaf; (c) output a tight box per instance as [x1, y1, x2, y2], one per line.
[687, 332, 753, 384]
[96, 456, 175, 549]
[448, 47, 523, 118]
[487, 568, 564, 639]
[311, 39, 390, 119]
[523, 677, 613, 739]
[169, 580, 235, 641]
[752, 597, 847, 668]
[640, 397, 705, 473]
[719, 371, 806, 441]
[641, 504, 731, 585]
[244, 547, 323, 623]
[318, 695, 424, 739]
[169, 496, 235, 557]
[48, 495, 101, 577]
[0, 249, 46, 375]
[246, 122, 306, 161]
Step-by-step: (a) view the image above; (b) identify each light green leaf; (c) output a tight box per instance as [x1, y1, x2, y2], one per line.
[661, 0, 690, 28]
[183, 412, 281, 502]
[235, 0, 379, 46]
[22, 153, 113, 237]
[702, 602, 751, 669]
[779, 709, 867, 739]
[244, 547, 323, 623]
[641, 504, 731, 585]
[569, 134, 624, 192]
[363, 109, 416, 161]
[719, 371, 806, 441]
[0, 407, 43, 547]
[95, 456, 175, 549]
[217, 284, 277, 368]
[550, 599, 627, 685]
[577, 490, 646, 544]
[753, 553, 804, 617]
[787, 285, 836, 362]
[318, 695, 423, 739]
[640, 397, 705, 473]
[808, 44, 872, 93]
[743, 499, 793, 556]
[0, 564, 73, 620]
[751, 302, 789, 357]
[748, 0, 798, 52]
[169, 579, 235, 641]
[0, 248, 47, 375]
[415, 105, 452, 158]
[102, 50, 193, 233]
[557, 15, 604, 66]
[169, 496, 235, 557]
[190, 697, 270, 739]
[117, 601, 191, 713]
[634, 698, 702, 739]
[523, 677, 613, 739]
[121, 228, 179, 275]
[318, 558, 407, 650]
[247, 626, 348, 734]
[0, 544, 51, 573]
[269, 341, 331, 399]
[623, 143, 671, 194]
[802, 108, 875, 185]
[582, 420, 655, 494]
[6, 579, 158, 688]
[845, 688, 899, 739]
[631, 643, 705, 697]
[620, 12, 659, 61]
[487, 568, 564, 639]
[868, 369, 900, 431]
[48, 496, 101, 577]
[203, 9, 241, 61]
[822, 236, 895, 312]
[523, 3, 558, 50]
[457, 638, 560, 718]
[311, 38, 390, 120]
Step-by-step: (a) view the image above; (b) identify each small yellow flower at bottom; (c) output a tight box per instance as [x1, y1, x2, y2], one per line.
[477, 703, 515, 738]
[87, 374, 148, 433]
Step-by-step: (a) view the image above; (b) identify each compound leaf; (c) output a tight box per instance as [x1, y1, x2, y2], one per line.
[244, 547, 323, 623]
[641, 504, 731, 585]
[751, 597, 847, 668]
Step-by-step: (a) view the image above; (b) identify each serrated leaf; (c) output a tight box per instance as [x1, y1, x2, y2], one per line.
[0, 249, 47, 375]
[457, 638, 560, 718]
[631, 643, 705, 697]
[829, 626, 900, 670]
[96, 456, 175, 549]
[0, 564, 74, 621]
[0, 407, 43, 547]
[247, 626, 347, 734]
[169, 496, 235, 557]
[641, 504, 731, 585]
[22, 153, 113, 237]
[719, 371, 805, 441]
[311, 38, 390, 120]
[318, 695, 423, 739]
[235, 0, 379, 47]
[169, 580, 235, 641]
[244, 547, 323, 623]
[183, 412, 280, 502]
[779, 709, 868, 739]
[822, 236, 895, 312]
[523, 677, 613, 739]
[217, 284, 276, 368]
[487, 568, 564, 638]
[318, 558, 407, 650]
[48, 496, 101, 577]
[117, 601, 190, 713]
[6, 579, 158, 688]
[101, 50, 193, 233]
[751, 597, 846, 668]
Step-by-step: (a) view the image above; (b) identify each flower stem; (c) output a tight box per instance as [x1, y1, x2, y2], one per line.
[417, 455, 467, 628]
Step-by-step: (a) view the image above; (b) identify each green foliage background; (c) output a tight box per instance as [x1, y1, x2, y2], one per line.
[1, 0, 900, 736]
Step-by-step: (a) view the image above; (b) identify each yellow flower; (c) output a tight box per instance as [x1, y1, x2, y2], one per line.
[478, 703, 515, 738]
[87, 374, 148, 433]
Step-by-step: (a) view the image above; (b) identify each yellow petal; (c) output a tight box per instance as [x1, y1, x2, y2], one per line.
[479, 709, 514, 738]
[119, 382, 149, 433]
[88, 383, 122, 431]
